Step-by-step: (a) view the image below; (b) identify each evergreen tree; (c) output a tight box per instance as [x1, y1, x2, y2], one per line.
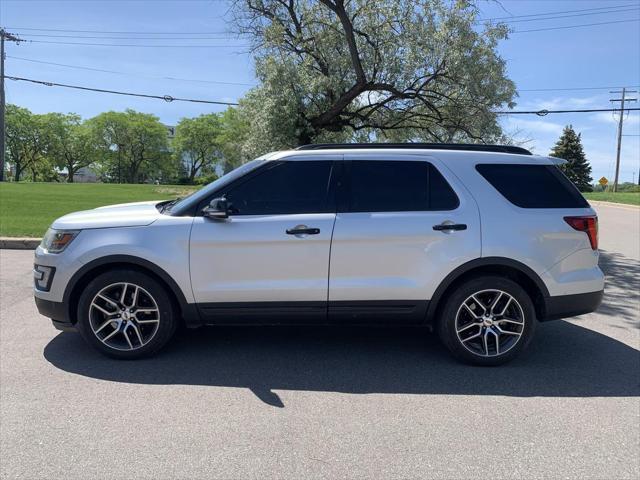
[550, 125, 593, 192]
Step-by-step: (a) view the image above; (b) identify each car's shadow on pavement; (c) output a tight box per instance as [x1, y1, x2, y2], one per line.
[598, 250, 640, 328]
[44, 320, 639, 407]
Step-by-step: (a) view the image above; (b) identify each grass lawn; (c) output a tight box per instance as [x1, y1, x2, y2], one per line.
[2, 183, 637, 238]
[0, 183, 199, 238]
[583, 191, 640, 206]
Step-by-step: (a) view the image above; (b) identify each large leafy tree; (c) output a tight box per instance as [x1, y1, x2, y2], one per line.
[218, 107, 252, 172]
[5, 105, 48, 181]
[233, 0, 515, 153]
[174, 114, 223, 182]
[87, 110, 169, 183]
[42, 113, 96, 182]
[550, 125, 593, 192]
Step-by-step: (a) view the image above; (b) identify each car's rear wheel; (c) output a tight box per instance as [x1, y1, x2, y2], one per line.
[438, 276, 536, 366]
[76, 269, 177, 359]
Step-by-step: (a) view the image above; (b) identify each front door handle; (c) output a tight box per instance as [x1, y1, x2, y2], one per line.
[433, 223, 467, 232]
[286, 226, 320, 235]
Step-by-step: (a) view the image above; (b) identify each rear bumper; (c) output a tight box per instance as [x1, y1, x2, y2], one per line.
[540, 290, 603, 321]
[34, 297, 76, 332]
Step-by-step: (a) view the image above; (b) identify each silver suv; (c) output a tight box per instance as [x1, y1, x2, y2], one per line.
[34, 144, 604, 365]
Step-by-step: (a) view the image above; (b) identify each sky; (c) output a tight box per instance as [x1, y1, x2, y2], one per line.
[1, 0, 639, 183]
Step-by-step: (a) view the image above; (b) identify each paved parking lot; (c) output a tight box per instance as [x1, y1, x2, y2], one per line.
[1, 203, 638, 479]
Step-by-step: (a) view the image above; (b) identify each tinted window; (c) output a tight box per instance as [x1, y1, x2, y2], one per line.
[476, 164, 589, 209]
[224, 161, 333, 215]
[349, 161, 458, 212]
[430, 166, 459, 210]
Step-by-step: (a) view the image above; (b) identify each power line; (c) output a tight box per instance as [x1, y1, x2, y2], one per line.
[9, 5, 639, 40]
[27, 39, 250, 48]
[480, 4, 639, 22]
[495, 107, 640, 115]
[519, 85, 640, 92]
[8, 75, 640, 116]
[7, 4, 639, 35]
[485, 6, 639, 24]
[8, 4, 639, 31]
[10, 7, 639, 43]
[8, 56, 637, 93]
[513, 18, 639, 33]
[4, 0, 225, 2]
[5, 27, 230, 34]
[18, 18, 640, 46]
[6, 56, 255, 86]
[19, 33, 237, 40]
[12, 55, 636, 94]
[6, 76, 239, 105]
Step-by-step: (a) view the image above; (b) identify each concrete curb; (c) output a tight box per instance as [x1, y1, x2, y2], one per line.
[0, 237, 41, 250]
[589, 200, 640, 210]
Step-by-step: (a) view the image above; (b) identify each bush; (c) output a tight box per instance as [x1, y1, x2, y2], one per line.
[617, 182, 640, 193]
[194, 174, 219, 185]
[174, 174, 219, 186]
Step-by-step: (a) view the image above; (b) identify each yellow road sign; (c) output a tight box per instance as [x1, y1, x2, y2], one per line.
[599, 176, 608, 186]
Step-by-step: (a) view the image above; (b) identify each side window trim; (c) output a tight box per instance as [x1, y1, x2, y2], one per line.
[336, 159, 351, 214]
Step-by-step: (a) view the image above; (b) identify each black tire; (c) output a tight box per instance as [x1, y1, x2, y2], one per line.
[76, 268, 178, 359]
[437, 276, 537, 366]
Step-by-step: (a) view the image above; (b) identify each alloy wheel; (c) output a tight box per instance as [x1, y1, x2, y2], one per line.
[89, 282, 161, 351]
[454, 289, 525, 357]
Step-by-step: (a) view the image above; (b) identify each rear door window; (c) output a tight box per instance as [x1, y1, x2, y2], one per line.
[348, 161, 458, 212]
[476, 164, 589, 208]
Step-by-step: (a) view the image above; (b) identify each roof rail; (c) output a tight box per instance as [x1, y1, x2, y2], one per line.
[295, 143, 532, 155]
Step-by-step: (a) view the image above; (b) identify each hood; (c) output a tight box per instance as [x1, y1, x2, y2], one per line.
[51, 201, 163, 230]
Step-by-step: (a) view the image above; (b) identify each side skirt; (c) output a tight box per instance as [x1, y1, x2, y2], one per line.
[197, 300, 429, 326]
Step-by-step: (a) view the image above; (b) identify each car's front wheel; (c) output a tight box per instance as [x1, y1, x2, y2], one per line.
[438, 276, 537, 366]
[76, 269, 177, 359]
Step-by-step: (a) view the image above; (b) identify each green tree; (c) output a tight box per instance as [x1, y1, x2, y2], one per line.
[550, 125, 593, 192]
[233, 0, 515, 152]
[218, 107, 251, 173]
[173, 114, 223, 182]
[87, 110, 169, 183]
[5, 105, 48, 181]
[41, 113, 96, 182]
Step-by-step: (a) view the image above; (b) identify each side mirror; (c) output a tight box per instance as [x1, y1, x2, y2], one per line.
[203, 197, 230, 220]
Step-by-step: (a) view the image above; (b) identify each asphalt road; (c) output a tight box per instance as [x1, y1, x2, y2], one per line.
[1, 203, 638, 480]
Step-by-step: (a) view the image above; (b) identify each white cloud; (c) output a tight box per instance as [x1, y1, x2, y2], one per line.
[590, 111, 640, 126]
[504, 117, 564, 134]
[518, 95, 604, 111]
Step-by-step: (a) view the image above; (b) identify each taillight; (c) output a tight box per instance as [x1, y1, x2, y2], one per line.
[564, 216, 598, 250]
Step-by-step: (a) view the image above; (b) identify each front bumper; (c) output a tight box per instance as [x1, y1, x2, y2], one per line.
[540, 289, 604, 321]
[34, 297, 75, 332]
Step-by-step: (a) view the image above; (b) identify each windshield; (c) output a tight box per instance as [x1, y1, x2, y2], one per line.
[168, 158, 266, 215]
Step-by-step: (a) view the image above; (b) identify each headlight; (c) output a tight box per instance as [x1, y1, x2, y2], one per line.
[41, 229, 80, 253]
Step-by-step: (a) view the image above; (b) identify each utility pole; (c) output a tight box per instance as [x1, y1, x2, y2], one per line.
[610, 87, 638, 192]
[0, 29, 22, 181]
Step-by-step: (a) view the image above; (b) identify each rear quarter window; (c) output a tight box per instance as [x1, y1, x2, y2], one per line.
[476, 164, 589, 209]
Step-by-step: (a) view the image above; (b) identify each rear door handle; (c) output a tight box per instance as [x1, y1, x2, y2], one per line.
[433, 223, 467, 231]
[286, 226, 320, 235]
